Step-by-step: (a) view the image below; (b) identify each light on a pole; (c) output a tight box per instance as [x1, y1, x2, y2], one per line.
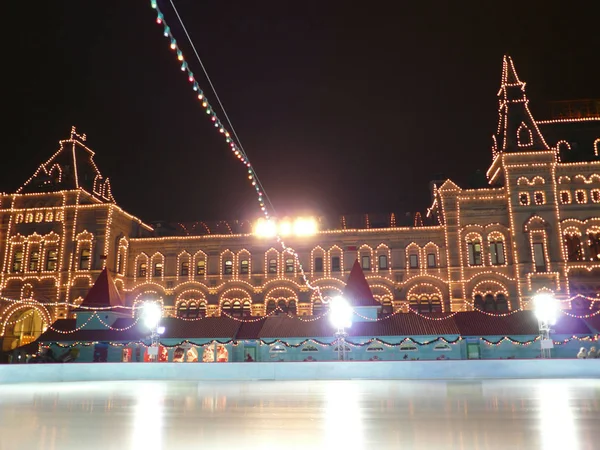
[329, 296, 353, 330]
[142, 302, 162, 330]
[533, 293, 558, 325]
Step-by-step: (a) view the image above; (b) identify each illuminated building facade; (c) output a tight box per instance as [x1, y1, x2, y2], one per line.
[1, 56, 599, 354]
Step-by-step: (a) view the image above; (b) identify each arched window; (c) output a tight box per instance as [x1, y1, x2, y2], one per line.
[223, 259, 233, 275]
[242, 301, 251, 317]
[138, 262, 147, 277]
[188, 302, 199, 319]
[240, 259, 249, 274]
[180, 261, 189, 276]
[221, 301, 232, 315]
[564, 233, 584, 262]
[12, 248, 24, 273]
[277, 299, 288, 313]
[266, 300, 277, 314]
[29, 248, 40, 271]
[378, 255, 388, 270]
[196, 259, 205, 276]
[496, 294, 508, 312]
[489, 236, 506, 265]
[79, 248, 91, 270]
[484, 294, 496, 312]
[177, 302, 188, 318]
[331, 256, 341, 272]
[430, 296, 442, 313]
[474, 294, 485, 310]
[232, 301, 242, 317]
[288, 300, 297, 315]
[285, 258, 294, 273]
[519, 192, 530, 206]
[418, 296, 431, 313]
[517, 123, 532, 146]
[467, 236, 483, 266]
[588, 232, 600, 261]
[409, 296, 419, 311]
[153, 261, 163, 277]
[268, 258, 277, 273]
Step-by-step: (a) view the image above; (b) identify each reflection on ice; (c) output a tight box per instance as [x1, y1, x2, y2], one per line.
[0, 378, 598, 450]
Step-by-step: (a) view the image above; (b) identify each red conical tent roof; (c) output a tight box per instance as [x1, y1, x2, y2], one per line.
[343, 260, 381, 307]
[78, 268, 123, 309]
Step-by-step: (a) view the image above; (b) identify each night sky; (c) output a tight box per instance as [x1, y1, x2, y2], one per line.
[5, 1, 599, 223]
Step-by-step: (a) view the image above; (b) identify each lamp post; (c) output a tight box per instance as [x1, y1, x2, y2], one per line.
[533, 293, 558, 359]
[329, 296, 353, 361]
[142, 302, 164, 362]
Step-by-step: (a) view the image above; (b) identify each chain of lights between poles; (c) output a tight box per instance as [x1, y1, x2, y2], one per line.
[148, 0, 324, 301]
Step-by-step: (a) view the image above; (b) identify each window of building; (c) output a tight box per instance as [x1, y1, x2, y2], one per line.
[378, 255, 388, 270]
[427, 253, 436, 268]
[564, 234, 584, 262]
[180, 261, 189, 276]
[177, 303, 188, 318]
[285, 258, 294, 273]
[223, 259, 233, 275]
[490, 240, 505, 265]
[331, 256, 340, 272]
[138, 262, 147, 277]
[589, 233, 600, 261]
[534, 191, 545, 205]
[409, 254, 419, 269]
[79, 248, 91, 270]
[575, 190, 587, 204]
[591, 189, 600, 204]
[519, 192, 530, 206]
[240, 259, 249, 274]
[360, 255, 370, 270]
[314, 257, 324, 272]
[467, 240, 482, 266]
[46, 249, 58, 271]
[153, 261, 163, 277]
[12, 250, 23, 272]
[29, 250, 40, 271]
[533, 242, 547, 272]
[560, 191, 571, 204]
[268, 258, 277, 273]
[196, 260, 205, 276]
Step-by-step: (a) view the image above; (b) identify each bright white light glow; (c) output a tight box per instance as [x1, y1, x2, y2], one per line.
[157, 326, 166, 335]
[538, 381, 579, 450]
[533, 293, 558, 324]
[142, 302, 162, 330]
[293, 217, 318, 236]
[253, 217, 318, 237]
[329, 296, 353, 330]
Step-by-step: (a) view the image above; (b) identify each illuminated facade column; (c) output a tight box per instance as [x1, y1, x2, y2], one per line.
[438, 182, 464, 311]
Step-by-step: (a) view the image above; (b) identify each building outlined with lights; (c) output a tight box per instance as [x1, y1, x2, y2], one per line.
[1, 57, 599, 359]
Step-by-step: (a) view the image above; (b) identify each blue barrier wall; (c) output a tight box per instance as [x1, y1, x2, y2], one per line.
[1, 359, 599, 384]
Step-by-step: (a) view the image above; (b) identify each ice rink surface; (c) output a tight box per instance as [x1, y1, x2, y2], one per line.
[0, 378, 598, 450]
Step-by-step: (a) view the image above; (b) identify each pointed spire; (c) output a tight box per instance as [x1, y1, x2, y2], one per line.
[343, 260, 380, 307]
[502, 55, 523, 85]
[493, 55, 548, 154]
[78, 268, 124, 309]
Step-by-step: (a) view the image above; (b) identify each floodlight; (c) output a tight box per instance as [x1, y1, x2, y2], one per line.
[533, 293, 558, 325]
[157, 326, 166, 335]
[329, 296, 353, 330]
[142, 302, 162, 330]
[294, 217, 318, 236]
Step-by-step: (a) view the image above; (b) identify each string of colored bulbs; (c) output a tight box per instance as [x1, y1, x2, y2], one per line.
[149, 0, 324, 301]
